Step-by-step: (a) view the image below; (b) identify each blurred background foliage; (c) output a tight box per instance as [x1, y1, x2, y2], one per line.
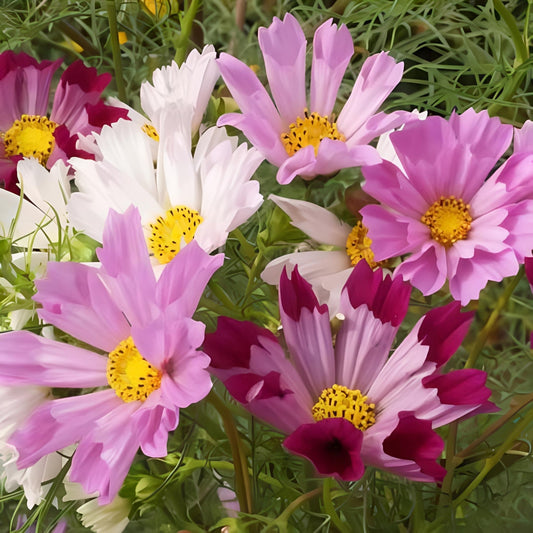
[1, 0, 533, 531]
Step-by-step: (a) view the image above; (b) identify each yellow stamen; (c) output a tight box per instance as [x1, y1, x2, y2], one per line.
[421, 196, 472, 247]
[345, 221, 378, 268]
[3, 114, 58, 165]
[148, 206, 203, 264]
[312, 384, 376, 431]
[142, 123, 159, 141]
[281, 108, 345, 157]
[106, 337, 162, 403]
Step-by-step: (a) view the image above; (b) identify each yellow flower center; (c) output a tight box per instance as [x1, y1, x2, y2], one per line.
[421, 196, 472, 247]
[148, 206, 203, 264]
[312, 384, 376, 431]
[106, 336, 162, 403]
[281, 108, 345, 157]
[142, 123, 160, 141]
[345, 221, 379, 268]
[3, 114, 58, 165]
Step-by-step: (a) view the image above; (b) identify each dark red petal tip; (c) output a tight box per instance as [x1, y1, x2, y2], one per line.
[418, 301, 474, 367]
[203, 316, 277, 370]
[343, 260, 411, 326]
[283, 418, 365, 481]
[382, 411, 446, 483]
[279, 266, 328, 321]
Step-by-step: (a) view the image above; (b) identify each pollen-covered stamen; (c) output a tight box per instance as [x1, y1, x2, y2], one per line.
[346, 221, 378, 268]
[107, 336, 162, 403]
[3, 114, 58, 165]
[142, 123, 159, 141]
[148, 206, 203, 264]
[421, 196, 472, 247]
[281, 108, 345, 157]
[312, 384, 376, 431]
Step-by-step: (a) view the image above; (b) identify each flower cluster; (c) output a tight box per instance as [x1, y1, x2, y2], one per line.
[1, 6, 531, 532]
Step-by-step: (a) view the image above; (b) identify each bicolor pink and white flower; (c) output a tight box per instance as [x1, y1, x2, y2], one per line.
[217, 13, 408, 184]
[0, 207, 223, 503]
[361, 109, 533, 305]
[261, 194, 382, 313]
[0, 51, 127, 191]
[204, 261, 495, 483]
[68, 105, 263, 267]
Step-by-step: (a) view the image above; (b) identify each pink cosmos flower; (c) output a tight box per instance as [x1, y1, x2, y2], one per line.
[217, 13, 409, 184]
[204, 261, 495, 483]
[0, 206, 223, 503]
[0, 51, 127, 191]
[361, 109, 533, 305]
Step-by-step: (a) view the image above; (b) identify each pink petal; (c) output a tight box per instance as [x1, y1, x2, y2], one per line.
[258, 13, 307, 123]
[395, 244, 448, 296]
[155, 240, 224, 315]
[514, 119, 533, 153]
[284, 419, 365, 481]
[448, 247, 519, 305]
[35, 262, 130, 352]
[501, 200, 533, 261]
[11, 390, 119, 468]
[133, 400, 178, 457]
[279, 268, 335, 396]
[310, 20, 353, 116]
[97, 206, 157, 327]
[347, 110, 412, 146]
[0, 332, 107, 388]
[337, 53, 404, 140]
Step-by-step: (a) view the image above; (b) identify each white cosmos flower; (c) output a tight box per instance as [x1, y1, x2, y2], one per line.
[261, 194, 383, 314]
[0, 159, 70, 250]
[67, 106, 264, 268]
[0, 384, 65, 509]
[63, 481, 130, 533]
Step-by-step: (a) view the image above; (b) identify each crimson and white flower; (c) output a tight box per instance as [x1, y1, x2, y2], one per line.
[205, 262, 496, 482]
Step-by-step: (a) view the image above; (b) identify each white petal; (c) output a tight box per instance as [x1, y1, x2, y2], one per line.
[269, 194, 351, 247]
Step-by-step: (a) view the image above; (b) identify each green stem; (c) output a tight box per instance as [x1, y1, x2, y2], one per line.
[173, 0, 199, 65]
[323, 478, 350, 533]
[493, 0, 529, 66]
[265, 488, 323, 532]
[465, 270, 523, 369]
[438, 421, 459, 510]
[453, 405, 533, 507]
[208, 391, 253, 515]
[243, 249, 264, 306]
[105, 0, 126, 101]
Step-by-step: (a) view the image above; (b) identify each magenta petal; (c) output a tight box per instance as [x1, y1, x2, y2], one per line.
[417, 302, 474, 367]
[0, 331, 108, 388]
[97, 206, 157, 326]
[343, 261, 411, 327]
[423, 369, 492, 405]
[155, 240, 223, 316]
[224, 371, 291, 404]
[284, 419, 365, 481]
[279, 266, 328, 321]
[204, 316, 278, 370]
[382, 412, 446, 483]
[258, 13, 307, 123]
[310, 20, 353, 116]
[11, 390, 118, 468]
[35, 261, 130, 352]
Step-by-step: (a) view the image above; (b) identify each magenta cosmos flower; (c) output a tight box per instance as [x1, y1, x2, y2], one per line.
[204, 261, 495, 482]
[361, 109, 533, 305]
[217, 13, 409, 184]
[0, 51, 127, 191]
[0, 206, 223, 503]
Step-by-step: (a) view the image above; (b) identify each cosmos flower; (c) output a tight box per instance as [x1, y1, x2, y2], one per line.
[217, 13, 409, 184]
[261, 194, 384, 313]
[204, 261, 495, 483]
[361, 109, 533, 305]
[0, 51, 127, 191]
[0, 207, 223, 502]
[68, 105, 263, 267]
